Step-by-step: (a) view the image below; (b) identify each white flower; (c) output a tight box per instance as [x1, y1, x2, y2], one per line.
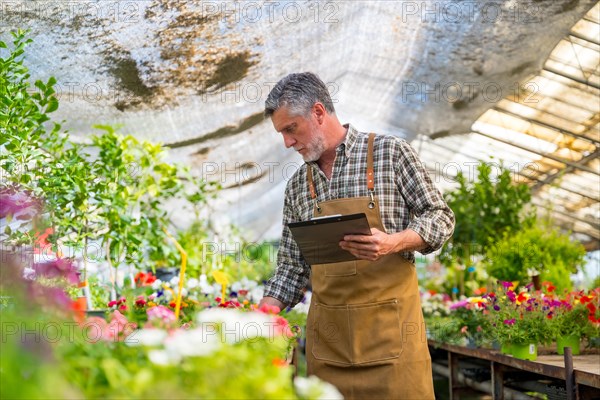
[294, 376, 344, 400]
[164, 328, 220, 357]
[125, 329, 167, 347]
[248, 286, 264, 303]
[293, 291, 312, 314]
[169, 276, 179, 286]
[148, 349, 179, 366]
[186, 278, 199, 289]
[151, 279, 163, 290]
[196, 308, 275, 343]
[231, 281, 242, 292]
[22, 267, 35, 280]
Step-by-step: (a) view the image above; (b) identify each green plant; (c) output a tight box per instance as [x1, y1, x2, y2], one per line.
[486, 224, 586, 292]
[439, 161, 535, 296]
[1, 32, 217, 300]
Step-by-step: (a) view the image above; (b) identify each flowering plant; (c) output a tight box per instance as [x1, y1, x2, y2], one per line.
[448, 296, 492, 346]
[546, 287, 599, 340]
[482, 282, 552, 346]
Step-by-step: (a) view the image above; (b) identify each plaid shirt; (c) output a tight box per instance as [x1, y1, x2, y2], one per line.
[264, 124, 455, 307]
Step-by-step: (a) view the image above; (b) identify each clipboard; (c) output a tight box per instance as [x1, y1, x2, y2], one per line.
[288, 213, 371, 265]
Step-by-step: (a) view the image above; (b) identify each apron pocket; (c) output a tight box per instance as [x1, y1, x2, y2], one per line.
[324, 260, 357, 277]
[311, 303, 352, 364]
[348, 299, 402, 365]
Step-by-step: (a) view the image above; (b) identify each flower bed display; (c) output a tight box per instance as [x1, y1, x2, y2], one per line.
[424, 281, 600, 359]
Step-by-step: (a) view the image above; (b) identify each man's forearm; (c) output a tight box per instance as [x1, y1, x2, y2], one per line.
[390, 228, 429, 253]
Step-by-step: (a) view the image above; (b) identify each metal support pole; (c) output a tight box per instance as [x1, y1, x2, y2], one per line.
[448, 351, 461, 400]
[564, 347, 577, 400]
[492, 361, 505, 400]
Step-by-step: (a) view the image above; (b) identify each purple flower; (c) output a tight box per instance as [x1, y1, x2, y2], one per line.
[450, 300, 469, 310]
[501, 281, 513, 289]
[493, 305, 500, 311]
[507, 291, 517, 302]
[0, 188, 42, 220]
[503, 318, 516, 325]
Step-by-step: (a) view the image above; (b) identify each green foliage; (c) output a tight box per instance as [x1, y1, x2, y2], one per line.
[486, 224, 586, 292]
[171, 221, 276, 282]
[548, 303, 596, 340]
[1, 31, 217, 276]
[57, 334, 296, 399]
[441, 162, 534, 266]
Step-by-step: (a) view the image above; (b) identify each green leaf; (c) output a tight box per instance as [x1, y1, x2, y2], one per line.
[45, 97, 58, 113]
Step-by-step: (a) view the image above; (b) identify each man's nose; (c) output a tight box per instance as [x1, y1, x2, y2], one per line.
[283, 135, 296, 148]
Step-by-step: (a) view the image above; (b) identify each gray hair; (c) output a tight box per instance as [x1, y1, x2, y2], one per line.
[264, 72, 335, 118]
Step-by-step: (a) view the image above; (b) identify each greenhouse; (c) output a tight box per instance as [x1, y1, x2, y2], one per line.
[1, 1, 599, 399]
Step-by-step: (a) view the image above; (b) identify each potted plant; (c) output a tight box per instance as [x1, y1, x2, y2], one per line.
[483, 283, 551, 360]
[548, 290, 599, 355]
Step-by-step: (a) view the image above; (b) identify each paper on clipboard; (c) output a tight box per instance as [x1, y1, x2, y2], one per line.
[287, 213, 371, 265]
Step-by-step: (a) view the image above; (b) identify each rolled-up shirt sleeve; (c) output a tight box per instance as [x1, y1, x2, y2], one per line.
[395, 139, 455, 254]
[263, 185, 311, 308]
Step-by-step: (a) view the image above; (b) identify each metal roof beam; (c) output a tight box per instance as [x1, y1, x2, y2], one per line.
[472, 129, 599, 175]
[532, 148, 600, 193]
[569, 32, 600, 47]
[420, 136, 599, 201]
[531, 201, 600, 231]
[543, 65, 600, 90]
[493, 105, 600, 146]
[540, 70, 600, 96]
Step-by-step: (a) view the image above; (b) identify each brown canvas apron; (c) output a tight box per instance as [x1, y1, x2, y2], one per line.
[304, 134, 434, 400]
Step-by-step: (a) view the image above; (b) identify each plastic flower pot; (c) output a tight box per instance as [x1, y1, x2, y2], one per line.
[556, 335, 581, 355]
[500, 342, 512, 355]
[511, 343, 537, 361]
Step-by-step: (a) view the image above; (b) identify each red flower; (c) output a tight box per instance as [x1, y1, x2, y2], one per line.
[135, 298, 147, 306]
[580, 295, 593, 304]
[134, 272, 157, 287]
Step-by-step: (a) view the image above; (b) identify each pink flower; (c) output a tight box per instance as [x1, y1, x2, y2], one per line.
[107, 310, 137, 340]
[503, 318, 516, 325]
[460, 326, 468, 334]
[147, 305, 176, 322]
[258, 304, 281, 314]
[32, 259, 79, 284]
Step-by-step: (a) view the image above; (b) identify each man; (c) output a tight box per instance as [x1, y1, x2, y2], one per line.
[259, 72, 454, 399]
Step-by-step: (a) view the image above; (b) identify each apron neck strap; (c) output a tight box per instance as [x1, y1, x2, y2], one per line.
[307, 132, 376, 200]
[366, 133, 375, 191]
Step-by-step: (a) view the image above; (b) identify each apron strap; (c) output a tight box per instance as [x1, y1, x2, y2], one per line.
[367, 133, 376, 208]
[367, 133, 375, 191]
[307, 165, 317, 199]
[306, 132, 377, 209]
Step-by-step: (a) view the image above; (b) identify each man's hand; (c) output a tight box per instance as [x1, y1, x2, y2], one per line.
[340, 228, 427, 261]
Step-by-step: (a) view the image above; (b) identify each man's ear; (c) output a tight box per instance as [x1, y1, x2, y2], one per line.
[313, 102, 326, 124]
